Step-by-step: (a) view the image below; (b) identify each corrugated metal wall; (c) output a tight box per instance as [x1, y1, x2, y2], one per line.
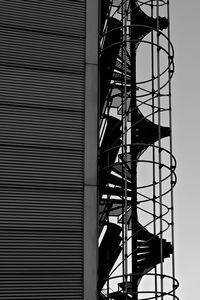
[0, 1, 86, 299]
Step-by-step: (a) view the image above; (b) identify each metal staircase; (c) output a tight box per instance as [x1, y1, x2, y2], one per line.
[98, 1, 179, 299]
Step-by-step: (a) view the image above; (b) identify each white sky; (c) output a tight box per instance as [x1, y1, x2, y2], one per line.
[170, 1, 200, 299]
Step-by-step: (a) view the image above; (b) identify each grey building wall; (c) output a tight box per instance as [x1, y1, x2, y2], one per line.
[0, 1, 98, 299]
[84, 1, 99, 299]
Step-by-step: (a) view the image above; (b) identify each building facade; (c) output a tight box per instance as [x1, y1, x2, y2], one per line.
[0, 1, 98, 299]
[0, 1, 178, 300]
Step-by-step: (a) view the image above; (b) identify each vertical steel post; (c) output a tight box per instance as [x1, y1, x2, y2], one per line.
[130, 1, 138, 299]
[122, 0, 129, 297]
[167, 1, 177, 298]
[151, 1, 158, 298]
[156, 1, 164, 299]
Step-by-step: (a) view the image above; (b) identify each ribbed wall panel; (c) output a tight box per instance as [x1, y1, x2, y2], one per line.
[0, 106, 84, 149]
[0, 67, 84, 109]
[0, 147, 83, 187]
[0, 0, 85, 37]
[0, 189, 83, 231]
[0, 1, 86, 299]
[0, 29, 85, 73]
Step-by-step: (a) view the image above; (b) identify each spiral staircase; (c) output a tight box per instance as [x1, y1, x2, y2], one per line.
[98, 1, 179, 299]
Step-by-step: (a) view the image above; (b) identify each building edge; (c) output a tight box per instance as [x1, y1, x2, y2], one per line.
[84, 0, 99, 300]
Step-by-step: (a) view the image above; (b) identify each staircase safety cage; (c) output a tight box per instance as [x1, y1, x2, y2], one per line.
[98, 1, 179, 300]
